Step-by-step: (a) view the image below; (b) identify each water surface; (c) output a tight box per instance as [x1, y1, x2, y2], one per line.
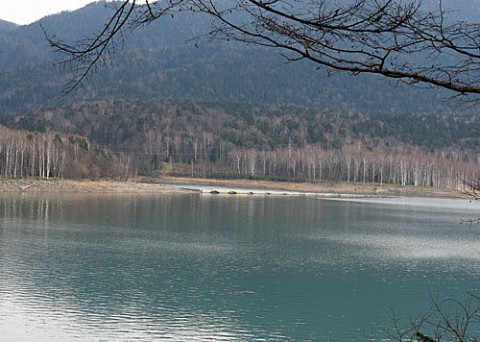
[1, 193, 479, 341]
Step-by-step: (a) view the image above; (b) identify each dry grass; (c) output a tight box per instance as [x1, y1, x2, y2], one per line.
[163, 177, 467, 198]
[0, 179, 183, 193]
[0, 177, 467, 198]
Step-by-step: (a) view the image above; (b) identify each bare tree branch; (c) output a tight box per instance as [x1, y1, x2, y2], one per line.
[46, 0, 480, 98]
[386, 293, 480, 342]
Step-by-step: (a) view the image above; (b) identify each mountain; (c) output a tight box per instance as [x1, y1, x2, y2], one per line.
[0, 2, 479, 186]
[0, 1, 468, 115]
[0, 19, 18, 31]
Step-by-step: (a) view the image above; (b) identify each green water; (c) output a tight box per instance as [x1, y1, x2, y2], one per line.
[1, 193, 480, 341]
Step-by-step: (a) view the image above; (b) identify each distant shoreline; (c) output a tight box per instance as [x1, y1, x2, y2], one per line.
[163, 177, 468, 199]
[0, 177, 468, 199]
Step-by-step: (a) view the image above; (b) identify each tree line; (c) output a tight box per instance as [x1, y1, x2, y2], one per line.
[2, 100, 479, 190]
[2, 122, 476, 191]
[122, 136, 478, 190]
[0, 126, 127, 180]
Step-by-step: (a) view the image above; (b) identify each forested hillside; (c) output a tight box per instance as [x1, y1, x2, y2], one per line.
[0, 1, 455, 114]
[7, 100, 479, 151]
[0, 100, 476, 189]
[0, 125, 124, 180]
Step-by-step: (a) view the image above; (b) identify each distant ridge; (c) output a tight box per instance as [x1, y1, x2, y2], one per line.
[0, 19, 18, 31]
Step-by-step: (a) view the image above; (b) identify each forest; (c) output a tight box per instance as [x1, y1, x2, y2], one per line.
[0, 125, 126, 180]
[0, 99, 477, 190]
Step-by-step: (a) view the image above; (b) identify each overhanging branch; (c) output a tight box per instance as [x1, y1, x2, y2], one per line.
[46, 0, 480, 97]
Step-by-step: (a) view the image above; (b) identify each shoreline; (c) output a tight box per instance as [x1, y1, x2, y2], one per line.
[163, 177, 467, 198]
[0, 179, 186, 194]
[0, 177, 468, 199]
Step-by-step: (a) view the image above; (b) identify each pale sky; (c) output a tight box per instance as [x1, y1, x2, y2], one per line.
[1, 1, 96, 25]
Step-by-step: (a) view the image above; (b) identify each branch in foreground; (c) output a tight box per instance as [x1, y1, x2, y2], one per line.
[386, 294, 480, 342]
[47, 0, 480, 97]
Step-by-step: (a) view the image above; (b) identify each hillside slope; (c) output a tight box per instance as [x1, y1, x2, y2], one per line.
[0, 19, 18, 31]
[8, 100, 478, 151]
[0, 1, 460, 114]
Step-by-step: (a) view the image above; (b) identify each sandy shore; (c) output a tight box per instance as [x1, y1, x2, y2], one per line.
[0, 179, 184, 194]
[0, 177, 468, 198]
[163, 177, 468, 198]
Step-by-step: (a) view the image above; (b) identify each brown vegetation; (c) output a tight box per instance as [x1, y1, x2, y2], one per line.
[163, 177, 466, 198]
[0, 179, 182, 193]
[0, 125, 128, 180]
[0, 176, 464, 198]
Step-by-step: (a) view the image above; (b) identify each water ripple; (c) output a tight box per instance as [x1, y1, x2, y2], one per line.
[1, 194, 479, 341]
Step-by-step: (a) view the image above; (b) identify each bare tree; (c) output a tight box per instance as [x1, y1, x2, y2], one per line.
[47, 0, 480, 98]
[386, 294, 480, 342]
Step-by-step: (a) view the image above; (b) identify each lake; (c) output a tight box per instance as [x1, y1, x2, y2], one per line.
[1, 193, 480, 341]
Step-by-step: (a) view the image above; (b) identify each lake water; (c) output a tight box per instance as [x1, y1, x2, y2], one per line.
[1, 193, 480, 341]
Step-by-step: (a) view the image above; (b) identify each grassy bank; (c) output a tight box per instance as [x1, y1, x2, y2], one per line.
[161, 177, 467, 198]
[0, 179, 184, 193]
[0, 177, 468, 198]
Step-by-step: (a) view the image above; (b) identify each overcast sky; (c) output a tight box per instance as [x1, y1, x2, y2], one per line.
[1, 1, 97, 25]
